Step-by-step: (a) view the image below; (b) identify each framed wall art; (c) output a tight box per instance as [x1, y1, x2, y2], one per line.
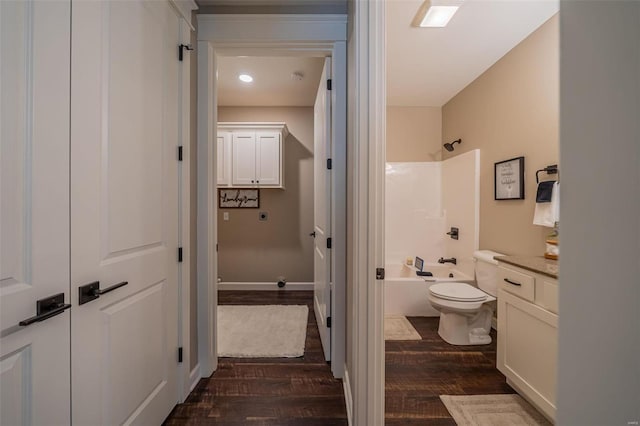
[495, 156, 525, 200]
[218, 189, 260, 208]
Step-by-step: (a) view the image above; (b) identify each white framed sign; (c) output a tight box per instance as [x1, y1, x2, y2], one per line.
[495, 156, 525, 200]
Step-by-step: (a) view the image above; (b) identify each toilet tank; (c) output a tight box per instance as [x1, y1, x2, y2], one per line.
[473, 250, 505, 297]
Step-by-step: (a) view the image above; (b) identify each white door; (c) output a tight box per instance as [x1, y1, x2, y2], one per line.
[256, 132, 281, 186]
[217, 131, 231, 186]
[232, 132, 257, 186]
[313, 58, 332, 361]
[70, 1, 181, 424]
[0, 1, 71, 424]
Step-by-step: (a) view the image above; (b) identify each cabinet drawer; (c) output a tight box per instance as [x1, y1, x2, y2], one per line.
[538, 279, 559, 314]
[499, 266, 535, 302]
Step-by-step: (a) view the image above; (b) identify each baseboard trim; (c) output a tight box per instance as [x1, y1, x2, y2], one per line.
[189, 363, 201, 393]
[343, 365, 353, 426]
[218, 282, 314, 291]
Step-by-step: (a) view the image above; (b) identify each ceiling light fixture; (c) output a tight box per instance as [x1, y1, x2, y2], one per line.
[413, 0, 460, 28]
[238, 74, 253, 83]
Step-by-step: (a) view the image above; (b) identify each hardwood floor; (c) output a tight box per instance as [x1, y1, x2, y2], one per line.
[163, 291, 348, 426]
[385, 316, 514, 425]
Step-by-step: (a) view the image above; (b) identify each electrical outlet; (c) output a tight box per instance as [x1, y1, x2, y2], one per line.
[223, 212, 229, 221]
[259, 212, 268, 221]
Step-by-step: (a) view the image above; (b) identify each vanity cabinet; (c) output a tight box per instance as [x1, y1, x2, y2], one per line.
[217, 122, 289, 189]
[497, 261, 558, 422]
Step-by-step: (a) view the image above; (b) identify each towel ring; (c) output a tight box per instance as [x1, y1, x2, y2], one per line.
[536, 164, 559, 184]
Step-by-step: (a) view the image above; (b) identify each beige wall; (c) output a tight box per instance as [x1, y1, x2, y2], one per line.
[386, 107, 442, 161]
[442, 15, 559, 256]
[217, 107, 314, 282]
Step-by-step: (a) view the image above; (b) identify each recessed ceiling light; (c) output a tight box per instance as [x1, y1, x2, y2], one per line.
[238, 74, 253, 83]
[413, 1, 460, 28]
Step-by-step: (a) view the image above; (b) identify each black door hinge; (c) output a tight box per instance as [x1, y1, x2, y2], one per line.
[178, 44, 193, 62]
[326, 238, 332, 249]
[178, 247, 183, 263]
[326, 158, 332, 170]
[327, 317, 331, 328]
[178, 146, 183, 161]
[216, 243, 219, 252]
[376, 267, 385, 280]
[178, 347, 183, 363]
[327, 79, 332, 90]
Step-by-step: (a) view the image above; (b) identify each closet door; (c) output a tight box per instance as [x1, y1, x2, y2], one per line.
[0, 1, 71, 424]
[70, 1, 181, 424]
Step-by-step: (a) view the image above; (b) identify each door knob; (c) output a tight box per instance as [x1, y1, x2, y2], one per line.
[19, 293, 71, 327]
[79, 281, 128, 305]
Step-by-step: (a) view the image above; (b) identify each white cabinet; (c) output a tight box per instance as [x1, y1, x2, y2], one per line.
[217, 122, 288, 189]
[497, 263, 558, 422]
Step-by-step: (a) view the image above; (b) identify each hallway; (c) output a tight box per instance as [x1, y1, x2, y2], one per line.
[164, 291, 348, 425]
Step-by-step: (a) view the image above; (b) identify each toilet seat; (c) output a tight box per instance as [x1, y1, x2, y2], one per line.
[429, 282, 488, 302]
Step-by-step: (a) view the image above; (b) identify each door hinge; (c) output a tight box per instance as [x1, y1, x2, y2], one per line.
[178, 347, 183, 363]
[326, 237, 332, 249]
[326, 317, 331, 328]
[178, 44, 193, 62]
[216, 243, 219, 252]
[326, 158, 332, 170]
[376, 267, 385, 280]
[327, 79, 332, 90]
[178, 247, 183, 263]
[178, 146, 183, 161]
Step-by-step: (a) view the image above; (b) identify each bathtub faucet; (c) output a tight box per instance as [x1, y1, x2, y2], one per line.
[438, 257, 457, 265]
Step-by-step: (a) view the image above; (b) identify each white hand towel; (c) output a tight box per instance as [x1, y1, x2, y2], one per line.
[533, 181, 560, 227]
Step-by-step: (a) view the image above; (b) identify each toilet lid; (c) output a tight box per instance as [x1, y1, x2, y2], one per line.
[429, 282, 488, 302]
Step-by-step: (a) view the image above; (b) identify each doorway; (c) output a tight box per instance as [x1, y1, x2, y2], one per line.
[195, 13, 347, 382]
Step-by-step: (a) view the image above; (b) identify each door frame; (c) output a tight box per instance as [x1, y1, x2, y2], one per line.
[196, 13, 348, 380]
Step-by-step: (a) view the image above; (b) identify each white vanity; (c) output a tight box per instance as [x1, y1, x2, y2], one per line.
[495, 256, 559, 422]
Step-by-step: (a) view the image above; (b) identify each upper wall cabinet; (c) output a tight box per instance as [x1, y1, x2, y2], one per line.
[217, 122, 289, 189]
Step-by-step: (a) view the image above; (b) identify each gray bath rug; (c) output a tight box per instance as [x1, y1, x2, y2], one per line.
[440, 394, 552, 426]
[384, 315, 422, 340]
[217, 305, 308, 357]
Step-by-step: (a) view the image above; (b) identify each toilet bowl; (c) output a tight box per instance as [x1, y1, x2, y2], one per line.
[427, 250, 504, 345]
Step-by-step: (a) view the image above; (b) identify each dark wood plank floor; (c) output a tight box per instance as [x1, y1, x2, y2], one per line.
[385, 316, 514, 425]
[164, 291, 348, 426]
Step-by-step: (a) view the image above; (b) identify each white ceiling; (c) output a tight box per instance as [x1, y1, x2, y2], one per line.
[386, 0, 559, 106]
[217, 56, 325, 106]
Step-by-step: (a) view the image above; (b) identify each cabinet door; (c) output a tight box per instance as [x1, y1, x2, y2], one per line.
[232, 132, 256, 186]
[497, 289, 558, 420]
[256, 132, 281, 186]
[217, 131, 231, 186]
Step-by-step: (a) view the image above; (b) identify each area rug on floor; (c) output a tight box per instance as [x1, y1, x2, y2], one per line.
[217, 305, 308, 357]
[440, 394, 552, 426]
[384, 315, 422, 340]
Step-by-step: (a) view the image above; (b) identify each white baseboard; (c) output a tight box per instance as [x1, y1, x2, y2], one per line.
[218, 281, 314, 291]
[343, 365, 353, 426]
[189, 363, 201, 393]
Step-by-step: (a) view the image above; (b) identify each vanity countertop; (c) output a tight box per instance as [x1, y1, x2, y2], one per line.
[495, 255, 558, 279]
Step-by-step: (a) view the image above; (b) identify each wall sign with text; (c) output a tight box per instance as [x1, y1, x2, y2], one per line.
[495, 156, 525, 200]
[218, 189, 260, 208]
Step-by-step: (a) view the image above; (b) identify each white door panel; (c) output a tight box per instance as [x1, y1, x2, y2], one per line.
[313, 58, 332, 361]
[71, 1, 180, 424]
[0, 1, 71, 424]
[256, 132, 280, 186]
[232, 132, 256, 185]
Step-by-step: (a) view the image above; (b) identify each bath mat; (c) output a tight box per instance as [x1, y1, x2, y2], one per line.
[217, 305, 308, 357]
[440, 394, 552, 426]
[384, 315, 422, 340]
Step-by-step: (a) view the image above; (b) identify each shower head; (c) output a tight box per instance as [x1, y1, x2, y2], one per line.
[444, 139, 461, 152]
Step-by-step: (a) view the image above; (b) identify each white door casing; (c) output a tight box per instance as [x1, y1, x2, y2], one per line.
[71, 1, 181, 424]
[314, 57, 332, 361]
[0, 1, 71, 424]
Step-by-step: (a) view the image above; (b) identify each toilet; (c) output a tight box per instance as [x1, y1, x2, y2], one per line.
[428, 250, 504, 345]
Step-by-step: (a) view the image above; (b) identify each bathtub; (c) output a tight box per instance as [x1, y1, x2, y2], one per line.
[384, 263, 474, 316]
